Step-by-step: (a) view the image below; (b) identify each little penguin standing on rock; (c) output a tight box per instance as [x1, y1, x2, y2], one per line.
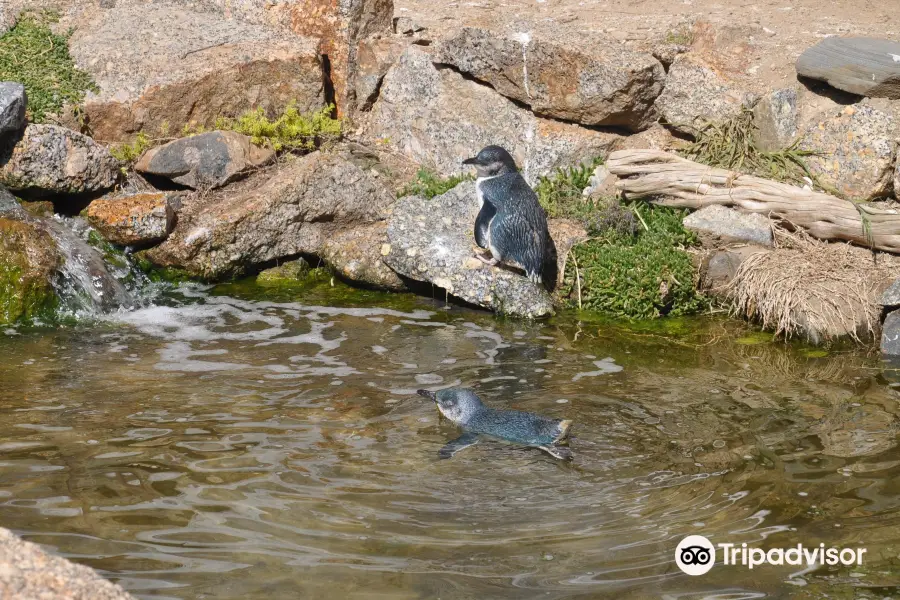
[463, 145, 555, 289]
[417, 387, 573, 460]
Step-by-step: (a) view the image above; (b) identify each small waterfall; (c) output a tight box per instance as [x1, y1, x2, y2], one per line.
[41, 216, 156, 319]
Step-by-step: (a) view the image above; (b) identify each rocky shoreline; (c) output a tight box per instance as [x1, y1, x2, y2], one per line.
[0, 0, 899, 344]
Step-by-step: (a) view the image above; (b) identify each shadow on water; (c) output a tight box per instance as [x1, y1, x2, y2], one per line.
[2, 277, 900, 599]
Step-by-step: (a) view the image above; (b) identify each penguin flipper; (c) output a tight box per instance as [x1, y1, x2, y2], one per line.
[474, 201, 497, 250]
[438, 432, 480, 459]
[538, 444, 573, 461]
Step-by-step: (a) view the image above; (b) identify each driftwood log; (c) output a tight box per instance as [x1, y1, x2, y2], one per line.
[606, 149, 900, 254]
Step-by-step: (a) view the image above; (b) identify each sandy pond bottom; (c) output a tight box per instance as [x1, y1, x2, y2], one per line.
[1, 281, 900, 599]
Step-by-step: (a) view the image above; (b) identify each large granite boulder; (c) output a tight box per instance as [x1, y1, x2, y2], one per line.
[0, 527, 135, 600]
[134, 131, 275, 190]
[799, 104, 896, 201]
[797, 37, 900, 99]
[655, 55, 758, 135]
[362, 46, 622, 185]
[383, 181, 554, 318]
[68, 3, 324, 142]
[434, 27, 664, 131]
[321, 222, 407, 290]
[0, 82, 26, 138]
[84, 192, 181, 246]
[354, 36, 409, 111]
[0, 124, 119, 196]
[144, 150, 395, 279]
[752, 88, 800, 151]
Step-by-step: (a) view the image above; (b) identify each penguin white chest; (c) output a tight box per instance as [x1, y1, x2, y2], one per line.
[475, 175, 499, 208]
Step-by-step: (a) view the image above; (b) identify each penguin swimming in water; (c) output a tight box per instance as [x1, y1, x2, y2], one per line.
[462, 145, 555, 289]
[417, 387, 573, 460]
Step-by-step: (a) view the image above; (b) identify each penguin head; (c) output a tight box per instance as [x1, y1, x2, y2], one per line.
[462, 145, 518, 178]
[417, 387, 484, 425]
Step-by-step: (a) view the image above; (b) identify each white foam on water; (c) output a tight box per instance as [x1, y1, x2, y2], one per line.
[572, 357, 624, 381]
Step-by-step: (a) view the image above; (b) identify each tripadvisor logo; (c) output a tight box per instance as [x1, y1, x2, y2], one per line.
[675, 535, 867, 575]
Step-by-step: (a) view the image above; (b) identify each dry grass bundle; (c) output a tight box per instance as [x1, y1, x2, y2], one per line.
[724, 228, 900, 343]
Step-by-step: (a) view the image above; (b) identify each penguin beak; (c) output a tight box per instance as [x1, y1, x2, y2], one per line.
[416, 389, 437, 403]
[462, 156, 479, 165]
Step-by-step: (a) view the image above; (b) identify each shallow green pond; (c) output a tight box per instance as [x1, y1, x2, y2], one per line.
[2, 280, 900, 599]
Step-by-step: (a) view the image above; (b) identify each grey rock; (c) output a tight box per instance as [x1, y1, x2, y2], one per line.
[354, 36, 408, 111]
[435, 27, 664, 131]
[144, 149, 395, 279]
[882, 310, 900, 355]
[799, 104, 896, 201]
[582, 164, 616, 198]
[683, 205, 774, 247]
[753, 88, 799, 151]
[322, 222, 407, 291]
[363, 46, 622, 185]
[797, 37, 900, 99]
[84, 191, 181, 246]
[0, 82, 26, 137]
[698, 246, 769, 292]
[0, 124, 119, 195]
[67, 3, 323, 143]
[394, 16, 425, 35]
[383, 181, 554, 318]
[0, 527, 136, 599]
[879, 278, 900, 307]
[135, 131, 275, 190]
[0, 185, 25, 219]
[655, 55, 758, 134]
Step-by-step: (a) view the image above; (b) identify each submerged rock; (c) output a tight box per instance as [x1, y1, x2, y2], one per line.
[0, 214, 59, 325]
[800, 104, 896, 201]
[134, 131, 275, 190]
[0, 527, 135, 600]
[797, 37, 900, 99]
[257, 259, 311, 284]
[383, 181, 554, 317]
[0, 82, 26, 138]
[68, 4, 324, 142]
[0, 124, 119, 196]
[655, 55, 758, 134]
[362, 46, 622, 185]
[145, 150, 395, 279]
[683, 205, 774, 248]
[435, 27, 664, 131]
[85, 192, 180, 246]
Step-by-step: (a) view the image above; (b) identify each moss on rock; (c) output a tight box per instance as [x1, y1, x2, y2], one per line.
[256, 259, 312, 285]
[0, 217, 60, 324]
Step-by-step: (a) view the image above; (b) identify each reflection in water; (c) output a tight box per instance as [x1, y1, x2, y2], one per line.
[1, 282, 900, 599]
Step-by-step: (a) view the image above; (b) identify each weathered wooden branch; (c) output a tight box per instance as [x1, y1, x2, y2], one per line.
[606, 149, 900, 254]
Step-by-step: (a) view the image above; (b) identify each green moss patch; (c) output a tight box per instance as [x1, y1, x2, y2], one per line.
[0, 12, 98, 123]
[399, 168, 472, 199]
[0, 218, 59, 324]
[212, 102, 341, 153]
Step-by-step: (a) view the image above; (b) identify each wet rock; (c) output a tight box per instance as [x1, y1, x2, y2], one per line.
[0, 185, 25, 218]
[134, 131, 275, 190]
[354, 36, 408, 112]
[435, 27, 664, 131]
[882, 310, 900, 356]
[84, 192, 180, 246]
[698, 246, 769, 292]
[68, 4, 323, 142]
[0, 82, 26, 138]
[383, 181, 554, 317]
[0, 215, 60, 324]
[321, 222, 407, 290]
[0, 527, 136, 599]
[655, 55, 758, 134]
[282, 0, 394, 115]
[799, 104, 896, 201]
[683, 205, 774, 248]
[257, 259, 311, 284]
[362, 46, 622, 185]
[145, 150, 395, 279]
[753, 88, 799, 151]
[797, 37, 900, 99]
[0, 124, 119, 195]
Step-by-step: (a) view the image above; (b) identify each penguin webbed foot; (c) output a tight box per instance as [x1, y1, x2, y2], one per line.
[438, 432, 480, 459]
[539, 444, 573, 461]
[475, 253, 499, 267]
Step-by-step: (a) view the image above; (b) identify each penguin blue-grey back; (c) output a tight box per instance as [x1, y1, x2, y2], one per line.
[462, 146, 555, 289]
[417, 387, 573, 460]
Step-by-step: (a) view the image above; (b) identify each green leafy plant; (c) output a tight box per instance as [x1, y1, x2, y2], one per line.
[213, 102, 342, 152]
[0, 12, 98, 122]
[109, 131, 152, 164]
[399, 168, 471, 199]
[535, 160, 602, 220]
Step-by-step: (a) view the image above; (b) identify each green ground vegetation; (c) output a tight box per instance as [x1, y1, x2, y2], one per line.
[537, 163, 706, 320]
[0, 11, 97, 123]
[398, 168, 472, 199]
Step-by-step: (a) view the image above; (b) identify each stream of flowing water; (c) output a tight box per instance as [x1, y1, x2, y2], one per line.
[2, 267, 900, 599]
